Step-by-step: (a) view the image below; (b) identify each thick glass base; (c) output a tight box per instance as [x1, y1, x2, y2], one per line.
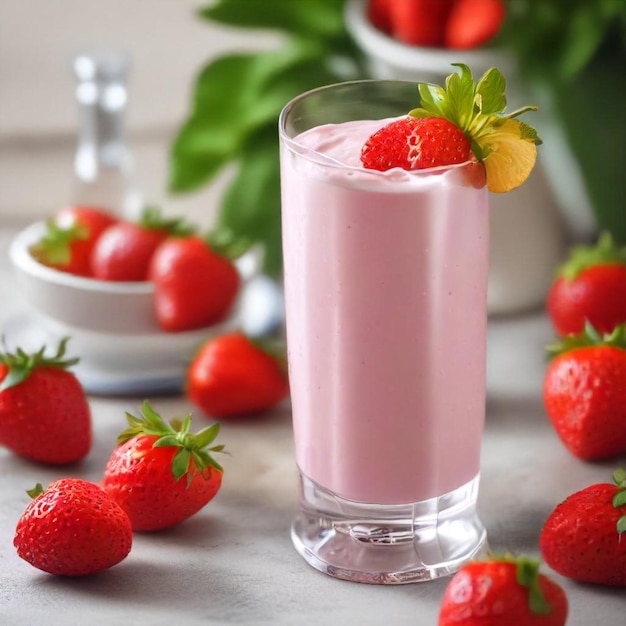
[291, 472, 488, 584]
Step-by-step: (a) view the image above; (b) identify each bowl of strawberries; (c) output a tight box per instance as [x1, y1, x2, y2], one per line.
[346, 0, 514, 85]
[7, 205, 260, 394]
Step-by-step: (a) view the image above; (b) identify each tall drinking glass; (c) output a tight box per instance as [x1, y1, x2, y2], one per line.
[279, 81, 489, 584]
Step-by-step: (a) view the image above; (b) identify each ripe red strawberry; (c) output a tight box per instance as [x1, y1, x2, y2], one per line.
[90, 206, 195, 282]
[0, 339, 91, 464]
[367, 0, 392, 35]
[389, 0, 455, 47]
[444, 0, 506, 50]
[360, 116, 471, 172]
[187, 332, 289, 418]
[102, 401, 225, 531]
[149, 231, 242, 332]
[540, 469, 626, 586]
[547, 233, 626, 336]
[14, 478, 132, 576]
[543, 324, 626, 460]
[438, 555, 568, 625]
[29, 205, 117, 277]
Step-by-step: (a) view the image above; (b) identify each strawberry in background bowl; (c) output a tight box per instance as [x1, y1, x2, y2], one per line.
[368, 0, 505, 50]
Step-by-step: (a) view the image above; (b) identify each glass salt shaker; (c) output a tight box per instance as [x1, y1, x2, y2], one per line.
[71, 50, 142, 219]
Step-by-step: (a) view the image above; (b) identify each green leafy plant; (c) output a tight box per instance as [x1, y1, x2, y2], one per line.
[168, 0, 365, 274]
[169, 0, 626, 274]
[498, 0, 626, 242]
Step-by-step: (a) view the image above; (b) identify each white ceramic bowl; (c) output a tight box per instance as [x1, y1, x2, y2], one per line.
[7, 221, 252, 394]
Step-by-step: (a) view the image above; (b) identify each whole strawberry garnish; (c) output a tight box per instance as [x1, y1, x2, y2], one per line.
[438, 554, 568, 625]
[0, 338, 91, 464]
[29, 205, 117, 277]
[102, 401, 225, 531]
[149, 229, 245, 332]
[14, 478, 132, 576]
[543, 323, 626, 460]
[187, 332, 289, 418]
[540, 469, 626, 586]
[360, 116, 471, 171]
[91, 206, 195, 281]
[361, 64, 541, 193]
[547, 232, 626, 336]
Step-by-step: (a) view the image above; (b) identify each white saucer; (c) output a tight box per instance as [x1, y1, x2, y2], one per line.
[1, 312, 238, 396]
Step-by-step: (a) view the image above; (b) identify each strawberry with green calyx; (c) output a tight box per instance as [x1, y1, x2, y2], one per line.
[540, 469, 626, 587]
[102, 401, 225, 531]
[438, 554, 568, 625]
[548, 232, 626, 336]
[543, 322, 626, 460]
[187, 332, 289, 418]
[30, 205, 117, 277]
[149, 227, 247, 332]
[90, 205, 196, 281]
[361, 63, 541, 194]
[0, 338, 91, 464]
[14, 478, 133, 576]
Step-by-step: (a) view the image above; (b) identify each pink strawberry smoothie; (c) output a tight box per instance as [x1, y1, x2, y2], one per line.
[281, 118, 489, 506]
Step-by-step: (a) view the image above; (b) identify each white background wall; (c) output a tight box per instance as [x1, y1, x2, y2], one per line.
[0, 0, 279, 224]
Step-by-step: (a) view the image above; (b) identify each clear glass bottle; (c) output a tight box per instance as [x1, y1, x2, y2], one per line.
[71, 50, 142, 218]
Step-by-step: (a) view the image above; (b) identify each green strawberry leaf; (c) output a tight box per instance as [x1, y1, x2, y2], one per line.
[613, 468, 626, 486]
[118, 401, 225, 485]
[0, 338, 79, 391]
[138, 206, 195, 237]
[611, 468, 626, 534]
[546, 322, 626, 359]
[206, 227, 253, 261]
[194, 423, 221, 449]
[29, 220, 88, 267]
[445, 64, 476, 129]
[172, 448, 191, 482]
[556, 232, 626, 281]
[152, 435, 180, 448]
[514, 556, 552, 615]
[26, 483, 44, 499]
[475, 67, 507, 116]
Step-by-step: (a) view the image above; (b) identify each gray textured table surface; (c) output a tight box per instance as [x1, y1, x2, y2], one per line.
[0, 228, 623, 625]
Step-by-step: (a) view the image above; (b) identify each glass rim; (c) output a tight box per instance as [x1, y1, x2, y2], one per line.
[278, 80, 477, 178]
